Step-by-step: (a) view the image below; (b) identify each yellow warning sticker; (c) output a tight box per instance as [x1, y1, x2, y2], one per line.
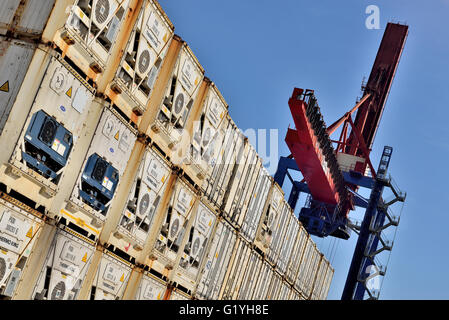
[0, 81, 9, 93]
[26, 227, 33, 238]
[157, 292, 161, 300]
[114, 131, 120, 141]
[163, 33, 167, 42]
[66, 87, 72, 98]
[82, 253, 87, 263]
[120, 273, 125, 282]
[161, 175, 166, 183]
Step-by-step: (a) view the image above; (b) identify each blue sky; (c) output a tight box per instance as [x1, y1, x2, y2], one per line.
[158, 0, 449, 299]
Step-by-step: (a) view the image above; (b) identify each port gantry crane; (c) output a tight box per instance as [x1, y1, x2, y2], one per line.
[274, 22, 408, 300]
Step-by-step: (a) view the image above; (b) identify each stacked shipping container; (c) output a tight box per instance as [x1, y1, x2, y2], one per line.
[0, 0, 334, 300]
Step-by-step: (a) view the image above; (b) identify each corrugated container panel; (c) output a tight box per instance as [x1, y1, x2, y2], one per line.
[53, 0, 133, 79]
[170, 288, 191, 300]
[113, 146, 171, 250]
[194, 218, 237, 300]
[303, 245, 321, 299]
[252, 261, 273, 300]
[172, 200, 218, 292]
[4, 55, 96, 203]
[90, 250, 132, 300]
[278, 281, 291, 300]
[149, 177, 198, 276]
[106, 0, 175, 119]
[222, 141, 260, 229]
[237, 250, 263, 300]
[0, 196, 44, 298]
[183, 83, 229, 187]
[276, 207, 298, 276]
[288, 289, 302, 300]
[267, 199, 290, 266]
[62, 105, 137, 237]
[202, 117, 240, 210]
[135, 271, 167, 300]
[31, 226, 96, 300]
[253, 182, 284, 254]
[0, 0, 56, 36]
[148, 42, 204, 156]
[0, 38, 38, 135]
[240, 165, 271, 243]
[266, 270, 282, 300]
[311, 255, 327, 300]
[320, 264, 334, 300]
[219, 238, 251, 300]
[295, 235, 314, 295]
[285, 225, 308, 285]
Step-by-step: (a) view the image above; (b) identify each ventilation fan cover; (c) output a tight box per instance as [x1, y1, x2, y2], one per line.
[169, 217, 180, 240]
[190, 234, 202, 259]
[92, 158, 108, 182]
[136, 41, 153, 78]
[138, 192, 150, 217]
[51, 281, 66, 300]
[173, 92, 185, 117]
[39, 118, 57, 145]
[93, 0, 112, 28]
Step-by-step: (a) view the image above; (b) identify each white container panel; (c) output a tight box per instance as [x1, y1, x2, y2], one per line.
[237, 251, 263, 300]
[240, 165, 271, 243]
[194, 219, 236, 300]
[303, 246, 321, 298]
[111, 0, 174, 114]
[277, 211, 299, 275]
[0, 198, 43, 295]
[0, 39, 37, 135]
[152, 178, 197, 269]
[91, 251, 132, 300]
[68, 106, 137, 225]
[135, 272, 167, 300]
[252, 261, 273, 300]
[311, 257, 327, 300]
[117, 147, 171, 247]
[266, 271, 282, 300]
[9, 56, 95, 186]
[320, 264, 334, 300]
[278, 281, 291, 300]
[220, 238, 251, 300]
[285, 226, 307, 285]
[267, 200, 290, 265]
[295, 237, 313, 294]
[31, 228, 96, 300]
[173, 201, 217, 291]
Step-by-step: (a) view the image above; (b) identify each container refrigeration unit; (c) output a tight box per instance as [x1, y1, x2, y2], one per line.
[31, 226, 96, 300]
[172, 201, 217, 293]
[89, 250, 132, 300]
[107, 0, 175, 121]
[148, 42, 204, 156]
[148, 177, 198, 278]
[2, 55, 96, 208]
[61, 106, 137, 238]
[134, 271, 167, 300]
[110, 146, 171, 256]
[184, 82, 228, 187]
[54, 0, 133, 80]
[0, 196, 44, 298]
